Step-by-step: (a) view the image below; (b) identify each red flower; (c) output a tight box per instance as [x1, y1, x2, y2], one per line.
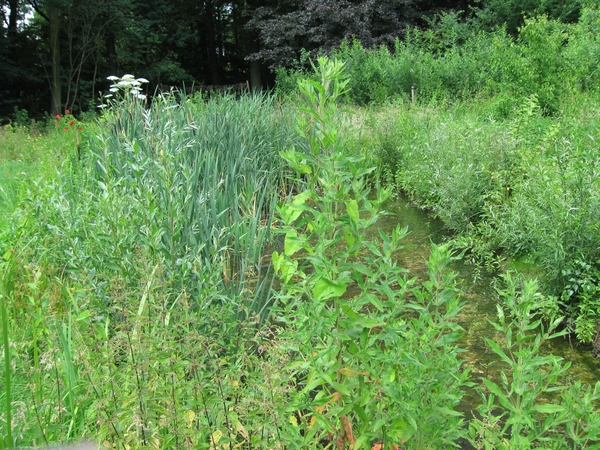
[55, 114, 61, 119]
[63, 127, 69, 131]
[69, 120, 75, 126]
[65, 109, 71, 114]
[77, 126, 83, 130]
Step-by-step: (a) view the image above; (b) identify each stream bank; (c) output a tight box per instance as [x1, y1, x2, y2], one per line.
[379, 195, 600, 411]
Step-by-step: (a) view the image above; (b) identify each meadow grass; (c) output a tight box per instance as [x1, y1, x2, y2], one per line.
[0, 91, 304, 447]
[0, 118, 83, 228]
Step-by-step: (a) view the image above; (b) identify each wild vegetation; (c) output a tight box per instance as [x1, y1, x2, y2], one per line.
[326, 6, 600, 347]
[2, 6, 600, 449]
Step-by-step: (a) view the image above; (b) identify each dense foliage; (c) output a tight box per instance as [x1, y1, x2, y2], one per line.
[311, 6, 600, 346]
[277, 5, 600, 113]
[2, 55, 600, 449]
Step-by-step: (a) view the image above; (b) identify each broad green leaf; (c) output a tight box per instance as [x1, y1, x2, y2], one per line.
[284, 230, 305, 256]
[279, 190, 313, 223]
[314, 277, 347, 301]
[297, 163, 312, 174]
[533, 404, 565, 414]
[279, 148, 297, 164]
[272, 251, 281, 273]
[329, 381, 350, 396]
[340, 302, 358, 319]
[210, 430, 222, 444]
[280, 149, 313, 174]
[280, 260, 298, 283]
[391, 418, 416, 443]
[347, 341, 359, 355]
[343, 226, 357, 250]
[292, 189, 313, 205]
[184, 410, 195, 428]
[346, 199, 359, 224]
[357, 317, 386, 329]
[279, 204, 304, 224]
[434, 406, 462, 416]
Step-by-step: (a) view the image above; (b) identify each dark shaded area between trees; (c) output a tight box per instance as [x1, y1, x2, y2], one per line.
[0, 0, 586, 122]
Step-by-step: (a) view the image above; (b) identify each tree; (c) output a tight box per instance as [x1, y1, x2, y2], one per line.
[27, 0, 172, 115]
[0, 0, 50, 121]
[246, 0, 425, 70]
[474, 0, 582, 34]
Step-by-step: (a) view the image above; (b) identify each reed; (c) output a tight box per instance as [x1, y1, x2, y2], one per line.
[88, 90, 298, 311]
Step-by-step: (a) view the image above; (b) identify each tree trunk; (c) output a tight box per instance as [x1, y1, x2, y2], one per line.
[8, 0, 19, 39]
[204, 0, 220, 85]
[249, 31, 262, 91]
[105, 30, 119, 76]
[49, 6, 62, 116]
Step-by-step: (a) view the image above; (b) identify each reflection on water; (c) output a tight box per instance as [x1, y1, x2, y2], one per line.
[378, 196, 600, 414]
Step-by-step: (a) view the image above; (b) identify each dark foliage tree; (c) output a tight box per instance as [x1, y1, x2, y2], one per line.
[4, 0, 557, 121]
[244, 0, 476, 69]
[474, 0, 583, 34]
[0, 0, 45, 120]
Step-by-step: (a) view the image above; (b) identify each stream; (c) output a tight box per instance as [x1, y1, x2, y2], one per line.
[378, 196, 600, 417]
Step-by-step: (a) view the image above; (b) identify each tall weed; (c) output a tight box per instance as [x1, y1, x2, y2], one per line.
[272, 57, 469, 449]
[469, 273, 600, 449]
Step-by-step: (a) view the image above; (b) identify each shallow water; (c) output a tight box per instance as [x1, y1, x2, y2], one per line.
[378, 196, 600, 414]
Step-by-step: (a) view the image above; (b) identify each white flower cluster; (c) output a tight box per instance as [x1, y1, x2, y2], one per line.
[102, 74, 149, 104]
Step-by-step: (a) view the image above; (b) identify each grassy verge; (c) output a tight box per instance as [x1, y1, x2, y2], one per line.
[0, 115, 84, 226]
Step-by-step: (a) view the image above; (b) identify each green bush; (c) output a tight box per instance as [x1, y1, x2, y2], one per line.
[274, 6, 600, 115]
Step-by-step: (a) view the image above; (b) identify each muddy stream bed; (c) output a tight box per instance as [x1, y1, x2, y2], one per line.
[377, 196, 600, 418]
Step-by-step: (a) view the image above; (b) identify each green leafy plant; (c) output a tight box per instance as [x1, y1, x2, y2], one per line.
[468, 272, 571, 448]
[271, 56, 469, 449]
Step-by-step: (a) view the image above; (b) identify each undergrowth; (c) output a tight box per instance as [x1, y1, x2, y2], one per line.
[358, 92, 600, 345]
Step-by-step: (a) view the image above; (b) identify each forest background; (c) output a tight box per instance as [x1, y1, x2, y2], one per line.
[0, 0, 584, 122]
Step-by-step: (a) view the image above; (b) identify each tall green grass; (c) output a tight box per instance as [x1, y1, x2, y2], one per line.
[0, 91, 301, 446]
[28, 92, 300, 318]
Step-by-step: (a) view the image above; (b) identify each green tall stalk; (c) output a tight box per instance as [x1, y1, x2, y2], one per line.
[1, 262, 13, 448]
[272, 57, 469, 448]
